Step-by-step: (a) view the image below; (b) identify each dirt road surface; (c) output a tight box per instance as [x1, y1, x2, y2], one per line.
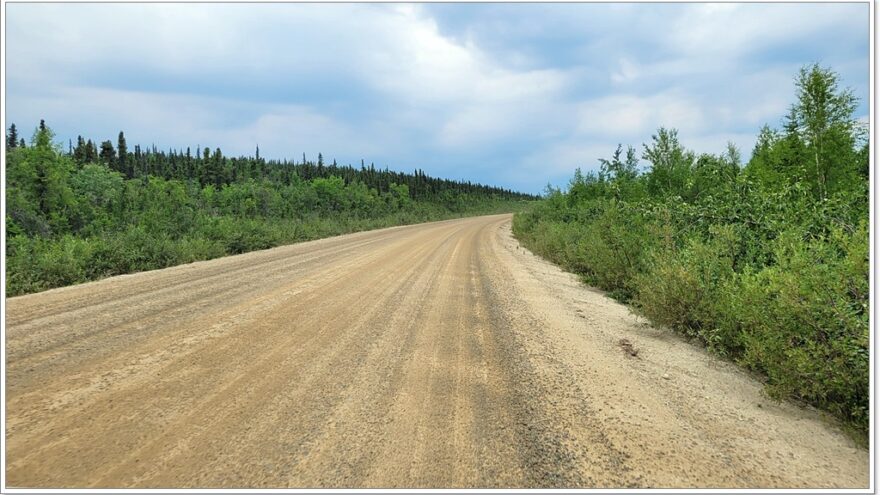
[5, 214, 869, 488]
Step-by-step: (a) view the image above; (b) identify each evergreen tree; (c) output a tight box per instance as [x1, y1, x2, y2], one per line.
[85, 139, 97, 162]
[99, 140, 115, 167]
[212, 147, 224, 186]
[7, 123, 19, 150]
[73, 136, 86, 163]
[117, 131, 128, 176]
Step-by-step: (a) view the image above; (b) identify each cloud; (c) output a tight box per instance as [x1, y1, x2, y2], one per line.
[575, 93, 706, 138]
[13, 85, 379, 162]
[4, 3, 870, 194]
[521, 142, 616, 177]
[349, 4, 573, 152]
[666, 3, 867, 61]
[611, 59, 641, 84]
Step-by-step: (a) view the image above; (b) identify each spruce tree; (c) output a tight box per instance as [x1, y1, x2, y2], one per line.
[117, 131, 128, 175]
[6, 123, 18, 150]
[210, 147, 224, 186]
[74, 136, 86, 163]
[99, 140, 115, 167]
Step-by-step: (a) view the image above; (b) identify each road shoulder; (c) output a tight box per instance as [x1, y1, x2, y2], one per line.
[490, 219, 868, 488]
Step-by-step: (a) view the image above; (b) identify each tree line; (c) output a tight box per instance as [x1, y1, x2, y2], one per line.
[513, 64, 869, 439]
[7, 124, 526, 202]
[5, 122, 534, 296]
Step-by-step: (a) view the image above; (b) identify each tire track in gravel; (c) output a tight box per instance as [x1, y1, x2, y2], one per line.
[5, 214, 868, 489]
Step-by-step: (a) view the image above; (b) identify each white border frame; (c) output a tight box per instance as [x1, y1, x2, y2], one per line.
[0, 1, 874, 494]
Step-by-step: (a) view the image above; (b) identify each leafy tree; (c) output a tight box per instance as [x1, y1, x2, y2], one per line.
[32, 121, 56, 149]
[642, 127, 695, 198]
[722, 142, 741, 168]
[70, 163, 125, 233]
[791, 64, 859, 199]
[512, 64, 868, 438]
[599, 144, 639, 182]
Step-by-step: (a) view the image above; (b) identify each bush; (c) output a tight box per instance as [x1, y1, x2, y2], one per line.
[515, 201, 654, 301]
[635, 224, 739, 352]
[722, 223, 868, 430]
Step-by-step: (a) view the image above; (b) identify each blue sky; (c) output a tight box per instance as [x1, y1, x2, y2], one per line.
[5, 3, 870, 194]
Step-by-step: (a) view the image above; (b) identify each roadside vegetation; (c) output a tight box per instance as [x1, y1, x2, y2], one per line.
[5, 123, 535, 297]
[513, 64, 869, 438]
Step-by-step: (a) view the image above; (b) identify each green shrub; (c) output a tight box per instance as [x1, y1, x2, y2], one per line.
[635, 224, 739, 352]
[724, 223, 868, 430]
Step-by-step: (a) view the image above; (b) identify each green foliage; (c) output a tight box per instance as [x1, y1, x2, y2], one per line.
[726, 223, 868, 428]
[6, 122, 534, 299]
[513, 64, 868, 438]
[642, 127, 696, 198]
[635, 225, 739, 352]
[791, 64, 860, 200]
[6, 123, 19, 150]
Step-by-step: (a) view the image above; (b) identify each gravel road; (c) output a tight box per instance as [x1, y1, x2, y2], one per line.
[5, 214, 868, 488]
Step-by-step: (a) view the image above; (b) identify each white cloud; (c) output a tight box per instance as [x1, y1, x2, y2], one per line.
[521, 142, 615, 177]
[12, 85, 377, 161]
[666, 3, 866, 60]
[611, 58, 640, 84]
[332, 5, 574, 150]
[575, 93, 706, 138]
[4, 3, 870, 194]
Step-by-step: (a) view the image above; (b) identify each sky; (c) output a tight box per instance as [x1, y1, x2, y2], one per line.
[4, 3, 870, 194]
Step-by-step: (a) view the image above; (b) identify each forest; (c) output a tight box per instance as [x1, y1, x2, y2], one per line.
[5, 122, 534, 296]
[513, 64, 869, 438]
